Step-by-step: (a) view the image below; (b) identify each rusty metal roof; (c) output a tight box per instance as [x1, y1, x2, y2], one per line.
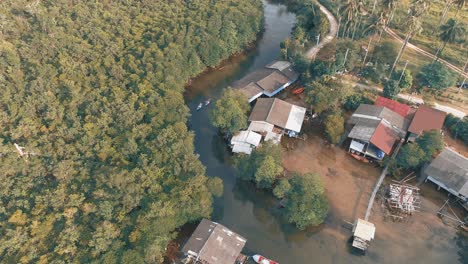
[408, 105, 446, 135]
[375, 96, 411, 118]
[369, 121, 399, 155]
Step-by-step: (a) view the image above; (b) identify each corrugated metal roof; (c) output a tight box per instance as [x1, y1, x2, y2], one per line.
[238, 82, 264, 102]
[256, 71, 290, 93]
[408, 105, 446, 135]
[424, 148, 468, 197]
[231, 61, 298, 102]
[353, 219, 375, 241]
[249, 98, 276, 122]
[350, 104, 385, 122]
[375, 96, 411, 118]
[182, 219, 246, 264]
[285, 105, 307, 132]
[232, 143, 253, 155]
[248, 121, 274, 133]
[349, 104, 409, 134]
[182, 219, 217, 257]
[231, 130, 262, 147]
[231, 68, 273, 89]
[350, 140, 366, 152]
[348, 124, 378, 142]
[369, 121, 399, 155]
[249, 98, 305, 132]
[280, 65, 299, 81]
[265, 60, 291, 71]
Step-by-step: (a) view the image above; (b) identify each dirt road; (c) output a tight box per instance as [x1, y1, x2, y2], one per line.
[306, 1, 338, 59]
[344, 79, 467, 118]
[385, 27, 468, 79]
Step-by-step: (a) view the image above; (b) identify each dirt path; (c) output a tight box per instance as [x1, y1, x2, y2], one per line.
[385, 27, 468, 79]
[343, 78, 467, 118]
[305, 1, 338, 59]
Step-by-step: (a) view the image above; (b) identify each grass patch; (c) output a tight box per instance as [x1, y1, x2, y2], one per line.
[390, 0, 467, 68]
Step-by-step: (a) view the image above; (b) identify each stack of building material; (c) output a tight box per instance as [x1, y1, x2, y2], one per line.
[387, 184, 421, 215]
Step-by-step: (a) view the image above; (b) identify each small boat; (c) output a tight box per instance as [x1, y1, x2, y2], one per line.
[205, 99, 211, 106]
[252, 254, 279, 264]
[350, 153, 369, 163]
[196, 103, 203, 110]
[292, 87, 305, 95]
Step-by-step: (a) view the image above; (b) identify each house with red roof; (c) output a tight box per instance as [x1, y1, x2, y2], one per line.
[407, 105, 446, 141]
[374, 96, 412, 118]
[347, 104, 410, 161]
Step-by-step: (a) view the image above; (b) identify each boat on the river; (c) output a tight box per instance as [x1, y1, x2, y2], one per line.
[205, 98, 211, 106]
[196, 103, 203, 110]
[252, 254, 279, 264]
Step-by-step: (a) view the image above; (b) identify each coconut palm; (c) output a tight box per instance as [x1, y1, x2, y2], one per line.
[382, 0, 399, 24]
[363, 12, 388, 42]
[437, 0, 454, 29]
[453, 0, 466, 17]
[389, 16, 423, 76]
[409, 0, 430, 17]
[340, 0, 360, 38]
[435, 19, 466, 61]
[389, 0, 429, 76]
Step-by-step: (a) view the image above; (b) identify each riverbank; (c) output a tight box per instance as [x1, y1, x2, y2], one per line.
[175, 0, 466, 263]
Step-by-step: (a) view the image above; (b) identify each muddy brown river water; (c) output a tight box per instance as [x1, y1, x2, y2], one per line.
[183, 1, 467, 263]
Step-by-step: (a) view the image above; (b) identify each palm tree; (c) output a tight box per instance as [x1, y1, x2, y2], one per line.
[382, 0, 399, 24]
[453, 0, 466, 17]
[433, 0, 454, 34]
[389, 16, 423, 77]
[340, 0, 360, 38]
[435, 19, 466, 61]
[410, 0, 430, 17]
[363, 12, 388, 42]
[371, 0, 380, 15]
[389, 0, 429, 76]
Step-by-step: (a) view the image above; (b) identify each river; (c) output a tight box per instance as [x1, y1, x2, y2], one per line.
[183, 1, 467, 263]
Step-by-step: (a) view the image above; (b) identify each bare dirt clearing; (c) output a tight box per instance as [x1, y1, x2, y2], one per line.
[282, 121, 465, 262]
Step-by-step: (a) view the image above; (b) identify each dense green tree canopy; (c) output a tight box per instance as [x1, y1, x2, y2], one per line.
[305, 77, 352, 114]
[391, 130, 444, 175]
[324, 112, 345, 144]
[444, 114, 468, 145]
[235, 141, 283, 188]
[210, 89, 250, 134]
[383, 79, 401, 99]
[0, 0, 262, 262]
[273, 179, 291, 199]
[285, 173, 328, 230]
[392, 69, 413, 89]
[373, 41, 399, 66]
[417, 62, 457, 90]
[344, 94, 373, 111]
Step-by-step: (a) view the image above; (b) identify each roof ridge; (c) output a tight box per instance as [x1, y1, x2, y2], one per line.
[266, 98, 276, 122]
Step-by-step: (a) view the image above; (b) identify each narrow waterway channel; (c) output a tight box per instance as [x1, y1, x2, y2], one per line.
[183, 1, 467, 263]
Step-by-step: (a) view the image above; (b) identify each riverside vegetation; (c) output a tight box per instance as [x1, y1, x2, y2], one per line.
[0, 0, 263, 262]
